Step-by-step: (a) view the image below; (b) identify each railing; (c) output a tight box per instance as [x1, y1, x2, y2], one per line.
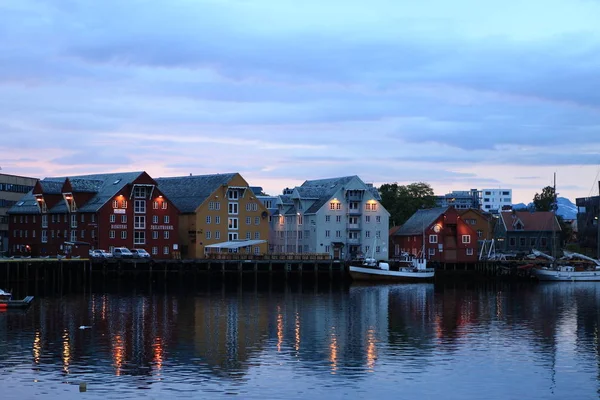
[205, 253, 332, 261]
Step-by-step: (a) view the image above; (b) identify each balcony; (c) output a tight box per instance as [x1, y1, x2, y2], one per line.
[347, 208, 362, 216]
[347, 238, 361, 245]
[347, 223, 361, 230]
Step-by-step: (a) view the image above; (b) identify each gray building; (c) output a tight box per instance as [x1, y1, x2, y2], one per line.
[0, 173, 38, 254]
[436, 189, 481, 210]
[264, 176, 390, 261]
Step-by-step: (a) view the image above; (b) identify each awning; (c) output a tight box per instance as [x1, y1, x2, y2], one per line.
[205, 240, 267, 250]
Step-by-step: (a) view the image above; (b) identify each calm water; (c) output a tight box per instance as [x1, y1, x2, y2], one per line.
[1, 279, 600, 400]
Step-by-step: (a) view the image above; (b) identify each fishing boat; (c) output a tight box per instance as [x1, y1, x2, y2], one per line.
[532, 250, 600, 281]
[0, 289, 34, 309]
[349, 251, 435, 282]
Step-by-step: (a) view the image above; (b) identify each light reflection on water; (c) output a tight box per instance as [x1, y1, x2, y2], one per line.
[0, 281, 599, 399]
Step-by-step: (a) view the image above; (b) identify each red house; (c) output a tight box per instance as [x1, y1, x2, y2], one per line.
[390, 206, 477, 263]
[7, 171, 180, 259]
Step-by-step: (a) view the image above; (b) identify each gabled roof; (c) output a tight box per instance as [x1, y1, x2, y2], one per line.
[395, 207, 449, 236]
[499, 210, 561, 232]
[155, 173, 237, 213]
[301, 176, 357, 214]
[8, 171, 145, 214]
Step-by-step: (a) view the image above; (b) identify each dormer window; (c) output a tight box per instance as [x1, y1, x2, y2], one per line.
[515, 222, 523, 230]
[228, 189, 239, 200]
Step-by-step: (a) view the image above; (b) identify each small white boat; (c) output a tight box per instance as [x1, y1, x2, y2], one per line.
[532, 251, 600, 281]
[0, 289, 12, 301]
[349, 256, 435, 282]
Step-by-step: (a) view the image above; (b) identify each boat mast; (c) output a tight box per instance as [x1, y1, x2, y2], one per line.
[552, 173, 557, 260]
[597, 180, 600, 260]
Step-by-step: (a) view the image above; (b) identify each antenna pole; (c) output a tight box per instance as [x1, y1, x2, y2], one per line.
[597, 181, 600, 260]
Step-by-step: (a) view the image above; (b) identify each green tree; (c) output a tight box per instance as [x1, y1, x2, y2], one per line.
[378, 182, 437, 227]
[533, 186, 556, 212]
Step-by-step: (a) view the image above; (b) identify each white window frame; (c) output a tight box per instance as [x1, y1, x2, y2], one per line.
[462, 235, 471, 244]
[429, 235, 438, 244]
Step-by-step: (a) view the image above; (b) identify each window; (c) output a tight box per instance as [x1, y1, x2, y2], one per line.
[530, 238, 537, 247]
[376, 230, 381, 238]
[336, 230, 341, 238]
[121, 215, 127, 223]
[80, 230, 85, 239]
[462, 235, 470, 244]
[540, 237, 548, 247]
[428, 248, 436, 256]
[502, 191, 510, 196]
[376, 216, 381, 223]
[121, 200, 127, 209]
[110, 230, 115, 239]
[246, 216, 251, 225]
[228, 203, 238, 214]
[152, 246, 158, 255]
[134, 200, 146, 213]
[215, 216, 220, 224]
[429, 235, 438, 243]
[134, 231, 145, 245]
[121, 231, 127, 239]
[152, 231, 159, 240]
[519, 237, 526, 247]
[215, 231, 221, 239]
[376, 246, 381, 253]
[336, 215, 341, 223]
[81, 214, 85, 223]
[254, 246, 260, 255]
[255, 232, 260, 239]
[91, 215, 95, 223]
[325, 245, 330, 253]
[164, 231, 170, 239]
[228, 190, 239, 200]
[163, 246, 169, 255]
[228, 218, 238, 230]
[134, 186, 147, 198]
[255, 217, 260, 225]
[42, 215, 48, 228]
[509, 237, 516, 247]
[110, 214, 116, 223]
[365, 216, 371, 223]
[52, 215, 56, 223]
[467, 248, 474, 256]
[228, 232, 238, 241]
[366, 231, 371, 238]
[135, 216, 145, 229]
[153, 215, 158, 224]
[207, 216, 212, 224]
[206, 231, 211, 239]
[329, 202, 336, 210]
[41, 230, 47, 243]
[164, 215, 170, 223]
[246, 232, 251, 239]
[153, 201, 159, 209]
[162, 202, 168, 210]
[112, 200, 118, 208]
[325, 230, 330, 237]
[477, 230, 483, 238]
[325, 215, 331, 222]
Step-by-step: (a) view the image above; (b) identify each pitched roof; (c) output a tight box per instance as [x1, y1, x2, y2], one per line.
[301, 176, 357, 214]
[395, 207, 449, 236]
[155, 173, 237, 213]
[8, 171, 144, 214]
[499, 210, 561, 232]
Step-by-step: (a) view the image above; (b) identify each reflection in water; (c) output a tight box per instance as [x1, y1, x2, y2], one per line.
[1, 281, 600, 399]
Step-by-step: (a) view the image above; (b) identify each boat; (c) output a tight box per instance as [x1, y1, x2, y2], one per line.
[349, 250, 435, 282]
[0, 289, 34, 309]
[532, 250, 600, 281]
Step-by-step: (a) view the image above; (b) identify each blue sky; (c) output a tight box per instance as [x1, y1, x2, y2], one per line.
[1, 0, 600, 203]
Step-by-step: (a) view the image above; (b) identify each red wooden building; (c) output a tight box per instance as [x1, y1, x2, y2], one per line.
[7, 171, 179, 259]
[389, 206, 477, 263]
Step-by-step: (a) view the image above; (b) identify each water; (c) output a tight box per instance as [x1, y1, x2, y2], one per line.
[1, 280, 600, 399]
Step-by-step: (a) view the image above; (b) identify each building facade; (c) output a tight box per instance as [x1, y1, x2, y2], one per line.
[156, 173, 270, 259]
[268, 176, 390, 260]
[0, 173, 38, 255]
[7, 171, 179, 259]
[481, 189, 512, 213]
[436, 189, 481, 210]
[458, 208, 495, 251]
[390, 206, 478, 263]
[576, 195, 599, 256]
[494, 210, 560, 255]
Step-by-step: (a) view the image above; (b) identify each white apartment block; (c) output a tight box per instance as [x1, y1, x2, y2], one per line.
[481, 189, 512, 212]
[263, 176, 390, 261]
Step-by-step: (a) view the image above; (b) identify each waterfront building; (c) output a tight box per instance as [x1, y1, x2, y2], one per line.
[390, 206, 478, 263]
[435, 189, 481, 210]
[575, 195, 600, 256]
[7, 171, 179, 259]
[494, 210, 560, 255]
[268, 176, 390, 260]
[458, 208, 496, 251]
[481, 188, 513, 213]
[156, 173, 270, 259]
[0, 173, 38, 254]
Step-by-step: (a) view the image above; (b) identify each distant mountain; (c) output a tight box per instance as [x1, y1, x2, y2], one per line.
[511, 197, 577, 220]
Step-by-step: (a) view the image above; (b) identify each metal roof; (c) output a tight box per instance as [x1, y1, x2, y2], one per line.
[205, 239, 267, 249]
[395, 207, 449, 236]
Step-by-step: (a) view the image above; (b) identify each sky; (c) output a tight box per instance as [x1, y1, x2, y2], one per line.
[1, 0, 600, 204]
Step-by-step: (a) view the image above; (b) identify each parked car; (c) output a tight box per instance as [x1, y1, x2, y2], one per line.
[112, 247, 134, 258]
[89, 249, 112, 259]
[130, 249, 151, 259]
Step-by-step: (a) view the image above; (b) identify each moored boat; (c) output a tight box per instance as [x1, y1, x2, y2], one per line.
[0, 290, 34, 309]
[349, 255, 435, 282]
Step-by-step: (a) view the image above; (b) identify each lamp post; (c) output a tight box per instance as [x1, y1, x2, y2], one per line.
[296, 213, 300, 253]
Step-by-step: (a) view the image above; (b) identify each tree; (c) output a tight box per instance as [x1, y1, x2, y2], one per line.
[378, 182, 437, 227]
[533, 186, 556, 212]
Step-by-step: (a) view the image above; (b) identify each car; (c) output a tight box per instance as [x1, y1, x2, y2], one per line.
[112, 247, 134, 258]
[89, 249, 112, 259]
[130, 248, 151, 259]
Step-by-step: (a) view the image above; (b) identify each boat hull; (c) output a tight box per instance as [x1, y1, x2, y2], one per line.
[0, 296, 34, 309]
[349, 265, 434, 282]
[533, 269, 600, 281]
